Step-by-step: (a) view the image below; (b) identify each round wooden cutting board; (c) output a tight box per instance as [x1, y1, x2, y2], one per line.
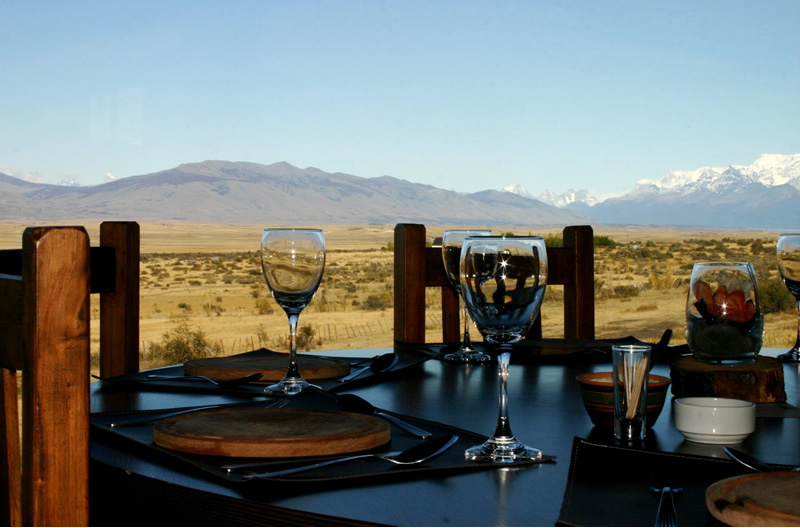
[183, 355, 351, 381]
[153, 408, 392, 458]
[706, 472, 800, 526]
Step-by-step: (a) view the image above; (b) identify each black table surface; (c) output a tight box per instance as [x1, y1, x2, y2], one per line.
[89, 346, 799, 526]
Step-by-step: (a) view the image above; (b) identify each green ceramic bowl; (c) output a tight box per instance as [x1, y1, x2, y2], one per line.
[576, 371, 671, 428]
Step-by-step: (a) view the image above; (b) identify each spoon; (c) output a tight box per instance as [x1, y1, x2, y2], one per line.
[337, 394, 433, 439]
[240, 434, 459, 479]
[723, 447, 800, 473]
[337, 353, 398, 382]
[145, 372, 263, 388]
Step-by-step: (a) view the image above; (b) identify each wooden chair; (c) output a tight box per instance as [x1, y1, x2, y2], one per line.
[0, 226, 91, 526]
[0, 221, 140, 378]
[394, 223, 595, 345]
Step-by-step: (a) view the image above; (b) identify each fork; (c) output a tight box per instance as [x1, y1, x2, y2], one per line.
[145, 372, 263, 388]
[650, 485, 681, 527]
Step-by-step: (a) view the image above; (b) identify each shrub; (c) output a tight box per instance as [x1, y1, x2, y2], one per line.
[364, 293, 392, 311]
[760, 278, 795, 314]
[149, 320, 222, 366]
[543, 234, 563, 248]
[296, 325, 316, 351]
[255, 296, 275, 315]
[594, 235, 616, 248]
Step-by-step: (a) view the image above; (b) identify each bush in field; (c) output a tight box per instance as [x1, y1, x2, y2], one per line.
[760, 277, 795, 314]
[255, 296, 275, 315]
[594, 235, 616, 248]
[543, 234, 562, 247]
[149, 320, 222, 365]
[364, 293, 392, 311]
[296, 325, 317, 351]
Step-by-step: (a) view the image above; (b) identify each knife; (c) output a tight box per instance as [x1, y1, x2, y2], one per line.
[723, 446, 777, 473]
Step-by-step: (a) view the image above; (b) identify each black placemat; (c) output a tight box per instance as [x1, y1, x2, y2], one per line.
[558, 437, 751, 526]
[91, 388, 555, 487]
[96, 345, 439, 395]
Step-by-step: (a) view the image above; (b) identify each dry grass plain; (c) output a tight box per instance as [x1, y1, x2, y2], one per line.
[1, 222, 796, 369]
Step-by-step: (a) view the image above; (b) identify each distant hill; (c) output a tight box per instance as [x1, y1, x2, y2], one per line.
[0, 161, 591, 226]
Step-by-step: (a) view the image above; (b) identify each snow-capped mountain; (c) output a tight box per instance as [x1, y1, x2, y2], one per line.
[537, 189, 598, 208]
[502, 183, 533, 199]
[634, 153, 800, 194]
[503, 184, 598, 208]
[587, 154, 800, 229]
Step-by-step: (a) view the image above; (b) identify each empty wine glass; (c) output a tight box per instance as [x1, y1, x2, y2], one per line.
[459, 235, 547, 462]
[261, 228, 326, 394]
[777, 234, 800, 362]
[441, 229, 492, 363]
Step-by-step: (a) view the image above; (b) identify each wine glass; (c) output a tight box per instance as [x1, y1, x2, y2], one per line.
[459, 235, 547, 462]
[441, 229, 492, 363]
[777, 234, 800, 362]
[261, 228, 326, 395]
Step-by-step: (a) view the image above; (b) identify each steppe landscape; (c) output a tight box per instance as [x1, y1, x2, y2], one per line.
[1, 222, 796, 370]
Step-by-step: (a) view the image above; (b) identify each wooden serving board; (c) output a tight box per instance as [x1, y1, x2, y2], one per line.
[184, 355, 351, 381]
[706, 472, 800, 526]
[153, 408, 391, 458]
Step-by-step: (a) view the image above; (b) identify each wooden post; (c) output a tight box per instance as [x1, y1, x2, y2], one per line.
[100, 222, 140, 377]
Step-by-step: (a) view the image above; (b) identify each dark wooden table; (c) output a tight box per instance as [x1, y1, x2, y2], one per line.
[89, 347, 799, 526]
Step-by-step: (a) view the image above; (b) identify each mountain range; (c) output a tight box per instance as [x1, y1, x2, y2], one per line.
[507, 154, 800, 230]
[1, 154, 797, 229]
[0, 161, 590, 226]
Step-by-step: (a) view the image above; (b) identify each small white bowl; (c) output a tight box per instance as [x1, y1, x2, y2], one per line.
[673, 397, 756, 444]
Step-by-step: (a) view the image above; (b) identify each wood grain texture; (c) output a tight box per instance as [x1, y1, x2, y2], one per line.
[153, 408, 391, 458]
[184, 355, 351, 381]
[706, 472, 800, 526]
[99, 221, 140, 378]
[0, 369, 21, 526]
[670, 356, 787, 403]
[0, 227, 92, 526]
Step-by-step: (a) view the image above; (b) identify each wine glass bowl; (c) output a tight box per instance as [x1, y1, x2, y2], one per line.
[777, 234, 800, 362]
[441, 229, 492, 363]
[261, 228, 326, 395]
[459, 235, 547, 462]
[685, 261, 763, 365]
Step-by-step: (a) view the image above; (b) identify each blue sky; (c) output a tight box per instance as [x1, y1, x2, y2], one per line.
[1, 0, 798, 197]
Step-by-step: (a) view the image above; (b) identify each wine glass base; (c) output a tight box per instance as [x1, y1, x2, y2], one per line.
[778, 349, 800, 363]
[443, 346, 492, 363]
[264, 377, 318, 396]
[465, 437, 542, 463]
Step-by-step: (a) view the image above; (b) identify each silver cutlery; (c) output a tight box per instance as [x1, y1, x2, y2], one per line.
[723, 446, 800, 473]
[337, 352, 398, 382]
[650, 485, 681, 527]
[237, 434, 459, 479]
[107, 397, 289, 427]
[144, 372, 263, 388]
[337, 394, 432, 439]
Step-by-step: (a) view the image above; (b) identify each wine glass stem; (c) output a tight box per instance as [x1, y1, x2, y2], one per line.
[793, 301, 800, 350]
[286, 313, 301, 378]
[493, 350, 514, 440]
[461, 296, 473, 348]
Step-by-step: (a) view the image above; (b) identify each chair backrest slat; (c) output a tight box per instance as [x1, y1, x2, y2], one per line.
[99, 221, 140, 378]
[394, 223, 595, 345]
[1, 226, 91, 526]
